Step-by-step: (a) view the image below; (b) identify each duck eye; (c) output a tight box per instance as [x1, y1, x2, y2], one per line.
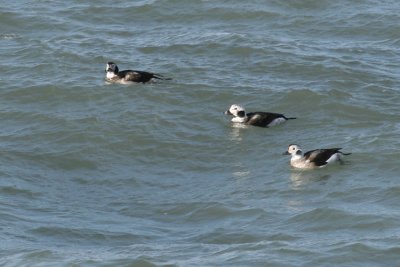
[292, 147, 295, 150]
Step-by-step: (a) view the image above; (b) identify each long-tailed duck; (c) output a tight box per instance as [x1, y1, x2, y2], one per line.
[105, 62, 171, 84]
[224, 104, 296, 127]
[284, 144, 351, 169]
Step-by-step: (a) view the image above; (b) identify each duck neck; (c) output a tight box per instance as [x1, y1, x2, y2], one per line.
[106, 71, 117, 79]
[232, 115, 248, 123]
[291, 152, 303, 162]
[232, 110, 247, 123]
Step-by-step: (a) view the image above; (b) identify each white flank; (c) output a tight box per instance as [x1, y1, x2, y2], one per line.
[268, 117, 286, 127]
[325, 153, 341, 164]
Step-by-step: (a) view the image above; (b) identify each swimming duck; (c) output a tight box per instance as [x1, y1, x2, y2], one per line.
[224, 104, 296, 127]
[284, 144, 351, 169]
[105, 62, 171, 83]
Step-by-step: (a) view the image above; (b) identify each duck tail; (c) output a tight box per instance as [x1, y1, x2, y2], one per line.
[153, 74, 172, 80]
[338, 149, 351, 155]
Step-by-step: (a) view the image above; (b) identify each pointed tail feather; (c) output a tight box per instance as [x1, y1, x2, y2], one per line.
[153, 74, 172, 80]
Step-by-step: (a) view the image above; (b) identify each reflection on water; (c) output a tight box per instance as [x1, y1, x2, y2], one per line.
[286, 171, 331, 211]
[290, 171, 331, 189]
[228, 124, 249, 142]
[286, 199, 306, 212]
[232, 161, 251, 181]
[233, 169, 251, 179]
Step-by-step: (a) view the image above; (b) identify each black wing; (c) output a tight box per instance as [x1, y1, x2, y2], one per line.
[304, 148, 342, 166]
[246, 112, 286, 127]
[118, 70, 156, 83]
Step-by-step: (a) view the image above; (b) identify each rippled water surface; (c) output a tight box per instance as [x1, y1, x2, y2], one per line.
[1, 0, 400, 266]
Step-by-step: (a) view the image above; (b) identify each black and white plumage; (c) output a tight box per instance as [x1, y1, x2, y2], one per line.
[284, 144, 351, 169]
[105, 62, 171, 84]
[224, 104, 296, 127]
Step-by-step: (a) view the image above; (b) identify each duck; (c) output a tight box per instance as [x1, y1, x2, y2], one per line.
[224, 104, 296, 127]
[283, 144, 351, 169]
[105, 62, 171, 84]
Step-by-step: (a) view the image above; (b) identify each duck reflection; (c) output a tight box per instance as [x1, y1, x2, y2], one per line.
[228, 123, 249, 142]
[289, 170, 331, 189]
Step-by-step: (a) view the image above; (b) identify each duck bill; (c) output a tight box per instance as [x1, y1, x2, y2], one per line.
[224, 110, 232, 115]
[282, 151, 290, 155]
